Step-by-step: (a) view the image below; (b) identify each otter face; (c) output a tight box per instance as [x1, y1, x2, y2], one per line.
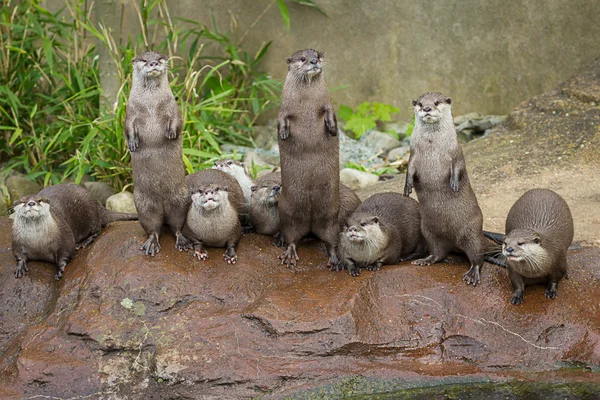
[251, 183, 281, 206]
[343, 216, 381, 243]
[412, 92, 452, 124]
[191, 184, 229, 212]
[502, 229, 550, 274]
[286, 49, 324, 80]
[132, 51, 168, 78]
[13, 196, 51, 220]
[213, 159, 245, 177]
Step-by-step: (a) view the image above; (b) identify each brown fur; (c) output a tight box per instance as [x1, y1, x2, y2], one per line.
[499, 189, 574, 305]
[339, 193, 427, 276]
[404, 92, 487, 285]
[277, 49, 340, 268]
[183, 170, 245, 263]
[124, 51, 191, 256]
[11, 184, 137, 280]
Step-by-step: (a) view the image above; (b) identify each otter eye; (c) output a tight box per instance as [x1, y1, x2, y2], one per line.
[533, 237, 541, 244]
[418, 102, 423, 108]
[360, 222, 366, 227]
[300, 57, 306, 62]
[227, 161, 233, 165]
[215, 187, 220, 192]
[198, 190, 203, 194]
[434, 101, 439, 106]
[517, 241, 524, 246]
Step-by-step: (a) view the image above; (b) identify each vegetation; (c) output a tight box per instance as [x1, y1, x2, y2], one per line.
[0, 0, 321, 191]
[338, 101, 400, 139]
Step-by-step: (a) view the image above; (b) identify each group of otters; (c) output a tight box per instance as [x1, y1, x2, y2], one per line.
[11, 49, 574, 306]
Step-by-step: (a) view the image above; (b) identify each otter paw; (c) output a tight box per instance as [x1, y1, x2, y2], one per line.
[412, 256, 433, 266]
[463, 266, 481, 286]
[195, 249, 208, 261]
[224, 253, 238, 264]
[511, 292, 524, 305]
[165, 128, 177, 140]
[545, 284, 558, 299]
[330, 263, 345, 272]
[128, 137, 139, 152]
[15, 262, 27, 278]
[141, 236, 161, 257]
[175, 235, 193, 251]
[366, 263, 381, 272]
[348, 267, 361, 277]
[278, 252, 298, 268]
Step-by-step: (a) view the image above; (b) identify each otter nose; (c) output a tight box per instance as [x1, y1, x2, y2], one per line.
[27, 201, 36, 207]
[349, 227, 357, 232]
[149, 61, 159, 67]
[505, 247, 514, 254]
[423, 107, 432, 112]
[310, 58, 318, 65]
[273, 185, 281, 193]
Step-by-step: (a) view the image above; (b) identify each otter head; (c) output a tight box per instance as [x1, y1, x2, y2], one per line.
[13, 196, 51, 221]
[412, 92, 452, 124]
[343, 214, 383, 243]
[191, 184, 230, 212]
[132, 51, 168, 80]
[286, 49, 324, 81]
[502, 228, 550, 273]
[213, 159, 246, 177]
[251, 183, 281, 206]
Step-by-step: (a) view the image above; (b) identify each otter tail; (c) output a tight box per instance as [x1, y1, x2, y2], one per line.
[483, 230, 504, 244]
[102, 210, 138, 225]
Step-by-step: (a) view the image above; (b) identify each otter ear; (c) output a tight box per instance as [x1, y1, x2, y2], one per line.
[251, 185, 258, 192]
[286, 57, 293, 65]
[412, 100, 417, 107]
[372, 216, 380, 224]
[445, 97, 452, 105]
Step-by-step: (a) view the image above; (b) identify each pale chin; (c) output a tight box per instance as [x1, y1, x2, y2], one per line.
[420, 114, 439, 124]
[202, 200, 219, 211]
[306, 68, 321, 78]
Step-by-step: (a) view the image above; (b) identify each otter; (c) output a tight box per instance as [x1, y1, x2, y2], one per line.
[213, 159, 254, 208]
[249, 171, 360, 248]
[484, 189, 574, 305]
[404, 92, 487, 285]
[277, 48, 340, 268]
[184, 169, 245, 263]
[124, 50, 191, 256]
[11, 184, 137, 279]
[339, 192, 427, 277]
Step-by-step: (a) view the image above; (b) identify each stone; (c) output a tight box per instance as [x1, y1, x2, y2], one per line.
[361, 130, 402, 154]
[251, 121, 277, 150]
[105, 191, 137, 214]
[339, 130, 384, 169]
[5, 174, 42, 204]
[1, 217, 600, 398]
[387, 146, 410, 163]
[340, 168, 380, 190]
[83, 181, 115, 206]
[242, 149, 279, 168]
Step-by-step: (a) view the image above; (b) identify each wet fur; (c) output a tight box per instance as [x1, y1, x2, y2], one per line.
[404, 92, 486, 286]
[184, 170, 245, 263]
[12, 184, 137, 279]
[499, 189, 573, 305]
[277, 49, 340, 268]
[339, 193, 427, 276]
[125, 51, 190, 256]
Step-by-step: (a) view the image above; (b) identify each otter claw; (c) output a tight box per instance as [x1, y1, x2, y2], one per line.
[140, 235, 160, 257]
[128, 137, 139, 152]
[195, 249, 208, 261]
[463, 265, 481, 286]
[15, 261, 27, 278]
[349, 267, 361, 277]
[175, 234, 193, 251]
[224, 254, 238, 264]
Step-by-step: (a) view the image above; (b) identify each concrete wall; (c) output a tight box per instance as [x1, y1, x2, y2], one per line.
[47, 0, 600, 119]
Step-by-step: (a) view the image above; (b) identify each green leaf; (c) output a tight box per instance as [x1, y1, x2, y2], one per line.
[276, 0, 291, 30]
[345, 162, 366, 172]
[290, 0, 328, 16]
[338, 104, 354, 122]
[252, 41, 272, 67]
[345, 115, 377, 138]
[356, 102, 373, 117]
[42, 37, 54, 71]
[372, 102, 399, 122]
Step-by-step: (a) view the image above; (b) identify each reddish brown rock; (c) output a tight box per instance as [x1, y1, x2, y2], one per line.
[1, 215, 600, 398]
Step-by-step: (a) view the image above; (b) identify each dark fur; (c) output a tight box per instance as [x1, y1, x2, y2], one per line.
[11, 184, 137, 280]
[339, 193, 427, 276]
[125, 51, 191, 256]
[183, 170, 245, 263]
[404, 92, 487, 285]
[497, 189, 573, 305]
[277, 49, 340, 268]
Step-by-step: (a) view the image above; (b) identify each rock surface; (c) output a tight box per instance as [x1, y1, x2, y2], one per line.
[1, 219, 600, 399]
[105, 191, 137, 214]
[340, 168, 380, 190]
[5, 174, 42, 204]
[83, 181, 115, 206]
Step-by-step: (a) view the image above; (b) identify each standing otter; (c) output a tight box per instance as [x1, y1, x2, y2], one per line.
[11, 184, 137, 279]
[213, 159, 254, 208]
[404, 92, 487, 285]
[277, 48, 340, 268]
[250, 170, 359, 248]
[125, 51, 191, 256]
[184, 170, 245, 263]
[485, 189, 574, 305]
[339, 193, 427, 277]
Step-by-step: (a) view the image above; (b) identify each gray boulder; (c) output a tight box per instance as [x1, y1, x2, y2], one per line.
[83, 182, 115, 206]
[340, 168, 380, 190]
[6, 174, 41, 204]
[105, 191, 137, 214]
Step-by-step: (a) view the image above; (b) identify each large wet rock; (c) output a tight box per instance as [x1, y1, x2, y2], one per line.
[1, 216, 600, 399]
